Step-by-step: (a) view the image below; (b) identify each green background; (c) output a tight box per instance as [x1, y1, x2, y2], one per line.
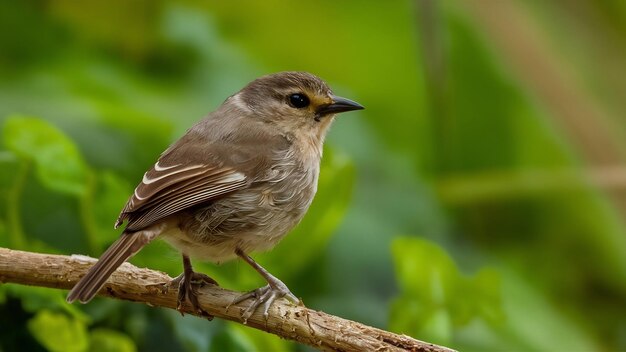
[1, 1, 625, 351]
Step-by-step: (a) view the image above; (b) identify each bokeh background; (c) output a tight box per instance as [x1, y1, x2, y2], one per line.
[1, 1, 626, 351]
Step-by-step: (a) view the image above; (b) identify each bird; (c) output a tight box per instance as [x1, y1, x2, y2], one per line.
[66, 71, 363, 320]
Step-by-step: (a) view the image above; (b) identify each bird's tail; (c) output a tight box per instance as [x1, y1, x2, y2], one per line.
[66, 229, 157, 303]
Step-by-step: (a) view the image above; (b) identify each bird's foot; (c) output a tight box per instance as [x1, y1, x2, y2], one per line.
[231, 277, 299, 323]
[169, 271, 218, 319]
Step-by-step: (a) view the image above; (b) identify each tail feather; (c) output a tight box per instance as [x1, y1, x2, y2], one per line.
[66, 230, 156, 303]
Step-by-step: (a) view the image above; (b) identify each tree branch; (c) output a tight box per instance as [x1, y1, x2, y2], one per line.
[0, 247, 455, 352]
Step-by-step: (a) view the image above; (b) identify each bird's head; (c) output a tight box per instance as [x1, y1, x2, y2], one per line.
[230, 71, 363, 140]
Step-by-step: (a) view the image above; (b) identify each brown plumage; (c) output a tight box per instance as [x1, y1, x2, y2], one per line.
[66, 71, 363, 319]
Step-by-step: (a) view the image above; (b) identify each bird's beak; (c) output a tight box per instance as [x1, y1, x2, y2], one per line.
[316, 95, 364, 117]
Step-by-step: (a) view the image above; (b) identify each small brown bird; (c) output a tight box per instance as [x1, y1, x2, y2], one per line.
[66, 71, 363, 319]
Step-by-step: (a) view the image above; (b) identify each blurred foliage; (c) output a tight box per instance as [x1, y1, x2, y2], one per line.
[28, 310, 89, 352]
[1, 0, 626, 351]
[390, 237, 503, 344]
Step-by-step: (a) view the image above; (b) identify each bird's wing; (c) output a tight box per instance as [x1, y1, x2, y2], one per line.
[116, 159, 248, 232]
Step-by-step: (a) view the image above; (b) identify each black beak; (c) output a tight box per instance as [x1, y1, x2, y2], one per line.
[316, 95, 364, 117]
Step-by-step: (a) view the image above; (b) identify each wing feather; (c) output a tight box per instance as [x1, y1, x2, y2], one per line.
[116, 161, 247, 231]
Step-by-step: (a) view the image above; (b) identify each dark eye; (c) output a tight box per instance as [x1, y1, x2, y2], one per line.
[288, 93, 310, 109]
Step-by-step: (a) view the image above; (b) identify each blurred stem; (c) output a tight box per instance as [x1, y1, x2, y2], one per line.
[414, 0, 449, 173]
[460, 0, 626, 164]
[78, 170, 99, 256]
[6, 160, 29, 249]
[437, 166, 626, 204]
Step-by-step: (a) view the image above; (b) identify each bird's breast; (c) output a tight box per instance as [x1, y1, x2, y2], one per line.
[169, 147, 320, 262]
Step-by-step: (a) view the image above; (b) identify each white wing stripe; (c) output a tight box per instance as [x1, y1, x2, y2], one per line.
[154, 161, 180, 172]
[142, 164, 206, 184]
[134, 189, 147, 201]
[141, 184, 243, 220]
[120, 166, 248, 231]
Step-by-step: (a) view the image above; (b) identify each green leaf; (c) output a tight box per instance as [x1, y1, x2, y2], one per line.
[3, 115, 89, 196]
[0, 150, 18, 190]
[89, 328, 136, 352]
[92, 171, 132, 247]
[229, 323, 292, 352]
[421, 308, 452, 344]
[389, 237, 504, 344]
[497, 270, 600, 351]
[27, 310, 89, 352]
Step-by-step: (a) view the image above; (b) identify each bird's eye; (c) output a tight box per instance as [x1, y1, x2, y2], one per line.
[288, 93, 310, 109]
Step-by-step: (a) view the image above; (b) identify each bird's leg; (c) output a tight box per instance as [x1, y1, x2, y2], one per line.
[231, 248, 299, 322]
[170, 254, 218, 318]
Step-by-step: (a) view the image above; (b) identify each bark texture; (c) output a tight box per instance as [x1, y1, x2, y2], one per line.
[0, 247, 455, 352]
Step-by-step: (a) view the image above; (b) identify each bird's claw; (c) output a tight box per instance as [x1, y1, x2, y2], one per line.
[231, 279, 299, 323]
[168, 271, 218, 319]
